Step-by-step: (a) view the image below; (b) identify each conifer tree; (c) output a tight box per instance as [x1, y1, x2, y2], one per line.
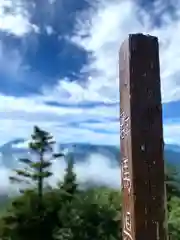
[61, 152, 78, 201]
[9, 126, 64, 203]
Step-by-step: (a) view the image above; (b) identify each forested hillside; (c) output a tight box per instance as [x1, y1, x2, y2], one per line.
[0, 126, 179, 240]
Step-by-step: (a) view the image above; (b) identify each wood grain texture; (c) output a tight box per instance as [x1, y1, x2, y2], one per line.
[119, 34, 167, 240]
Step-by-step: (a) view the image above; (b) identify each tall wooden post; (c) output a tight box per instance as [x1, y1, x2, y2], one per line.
[119, 34, 167, 240]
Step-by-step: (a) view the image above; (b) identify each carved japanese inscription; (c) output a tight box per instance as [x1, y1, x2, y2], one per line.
[120, 38, 134, 240]
[120, 110, 133, 239]
[120, 112, 129, 139]
[123, 211, 133, 240]
[122, 157, 131, 194]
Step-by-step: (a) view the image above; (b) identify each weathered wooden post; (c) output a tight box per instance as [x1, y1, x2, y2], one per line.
[119, 34, 167, 240]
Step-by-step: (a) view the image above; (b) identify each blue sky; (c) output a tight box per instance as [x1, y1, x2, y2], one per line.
[0, 0, 180, 147]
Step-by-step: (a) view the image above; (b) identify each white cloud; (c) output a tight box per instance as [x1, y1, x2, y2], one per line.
[1, 120, 178, 195]
[0, 0, 179, 149]
[0, 0, 180, 194]
[0, 0, 36, 36]
[68, 0, 180, 104]
[0, 0, 39, 81]
[12, 140, 29, 149]
[45, 25, 54, 35]
[27, 0, 179, 147]
[0, 118, 119, 146]
[0, 151, 121, 194]
[0, 42, 24, 77]
[74, 153, 120, 188]
[163, 122, 180, 145]
[0, 166, 13, 194]
[27, 0, 180, 121]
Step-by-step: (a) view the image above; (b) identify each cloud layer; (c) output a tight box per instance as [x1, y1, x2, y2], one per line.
[0, 0, 180, 147]
[0, 0, 180, 192]
[0, 150, 121, 194]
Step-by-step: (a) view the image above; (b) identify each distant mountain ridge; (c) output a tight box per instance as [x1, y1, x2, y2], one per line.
[0, 139, 179, 169]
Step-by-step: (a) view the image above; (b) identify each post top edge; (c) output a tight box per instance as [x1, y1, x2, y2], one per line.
[129, 33, 158, 40]
[119, 33, 158, 52]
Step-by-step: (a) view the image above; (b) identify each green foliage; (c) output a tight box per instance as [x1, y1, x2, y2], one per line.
[168, 197, 180, 240]
[0, 127, 180, 239]
[0, 189, 64, 240]
[0, 187, 122, 240]
[60, 154, 78, 202]
[53, 187, 121, 240]
[165, 162, 180, 215]
[165, 163, 180, 239]
[165, 163, 180, 201]
[9, 126, 64, 200]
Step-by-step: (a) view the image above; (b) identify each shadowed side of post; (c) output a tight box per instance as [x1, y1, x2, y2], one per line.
[119, 34, 168, 240]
